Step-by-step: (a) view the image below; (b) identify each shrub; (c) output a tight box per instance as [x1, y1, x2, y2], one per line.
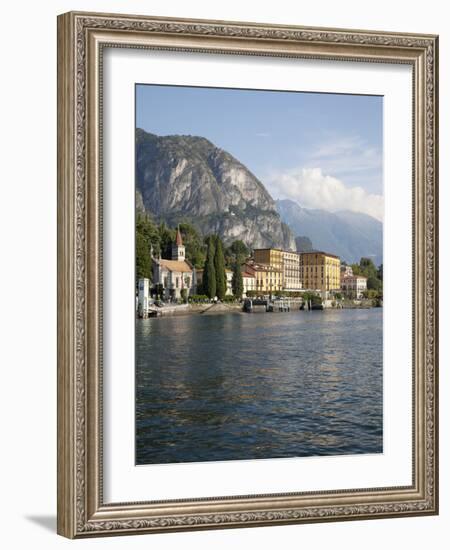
[302, 291, 322, 305]
[188, 294, 210, 303]
[180, 288, 188, 304]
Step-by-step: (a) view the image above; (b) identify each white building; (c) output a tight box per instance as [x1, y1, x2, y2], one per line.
[225, 269, 233, 296]
[152, 228, 196, 300]
[282, 250, 302, 291]
[137, 277, 150, 317]
[340, 264, 354, 278]
[242, 268, 256, 297]
[341, 274, 368, 299]
[195, 268, 235, 297]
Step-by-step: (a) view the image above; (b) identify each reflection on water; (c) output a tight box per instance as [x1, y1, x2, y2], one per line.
[136, 309, 383, 464]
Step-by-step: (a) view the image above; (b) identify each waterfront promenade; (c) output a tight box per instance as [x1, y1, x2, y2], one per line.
[140, 298, 377, 317]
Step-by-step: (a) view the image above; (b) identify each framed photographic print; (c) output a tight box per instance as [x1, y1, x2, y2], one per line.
[57, 11, 439, 538]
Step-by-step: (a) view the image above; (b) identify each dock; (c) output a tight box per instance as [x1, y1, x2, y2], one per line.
[243, 298, 294, 313]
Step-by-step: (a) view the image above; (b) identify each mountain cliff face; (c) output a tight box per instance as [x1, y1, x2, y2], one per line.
[276, 199, 383, 266]
[136, 129, 295, 250]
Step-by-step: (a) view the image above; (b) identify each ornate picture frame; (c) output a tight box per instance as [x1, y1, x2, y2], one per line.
[57, 11, 438, 538]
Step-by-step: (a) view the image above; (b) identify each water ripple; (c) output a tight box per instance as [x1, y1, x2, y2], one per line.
[136, 309, 383, 464]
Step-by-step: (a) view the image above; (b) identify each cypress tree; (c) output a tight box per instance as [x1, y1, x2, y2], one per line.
[203, 236, 216, 299]
[232, 261, 244, 299]
[214, 235, 227, 300]
[135, 214, 160, 285]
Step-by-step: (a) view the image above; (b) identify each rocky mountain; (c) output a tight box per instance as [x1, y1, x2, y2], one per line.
[277, 199, 383, 266]
[295, 236, 313, 253]
[136, 128, 295, 250]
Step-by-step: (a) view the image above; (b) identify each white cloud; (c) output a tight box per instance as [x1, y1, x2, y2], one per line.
[313, 142, 380, 173]
[299, 135, 383, 191]
[267, 167, 384, 221]
[255, 132, 270, 138]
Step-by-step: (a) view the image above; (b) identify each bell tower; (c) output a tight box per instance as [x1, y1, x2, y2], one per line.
[171, 227, 185, 261]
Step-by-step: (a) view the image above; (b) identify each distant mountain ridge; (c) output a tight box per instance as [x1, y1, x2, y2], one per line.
[136, 128, 382, 264]
[276, 199, 383, 266]
[136, 128, 295, 250]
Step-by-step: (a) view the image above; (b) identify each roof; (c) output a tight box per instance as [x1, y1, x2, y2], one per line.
[197, 268, 232, 274]
[342, 274, 367, 280]
[158, 259, 192, 273]
[300, 250, 340, 259]
[246, 262, 282, 273]
[175, 227, 183, 246]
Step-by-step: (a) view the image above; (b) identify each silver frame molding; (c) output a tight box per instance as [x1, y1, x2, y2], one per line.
[57, 11, 439, 538]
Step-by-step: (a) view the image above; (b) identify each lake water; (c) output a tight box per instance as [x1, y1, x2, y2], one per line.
[136, 308, 383, 464]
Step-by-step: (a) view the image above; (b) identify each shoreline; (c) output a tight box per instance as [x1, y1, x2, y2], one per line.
[138, 301, 381, 318]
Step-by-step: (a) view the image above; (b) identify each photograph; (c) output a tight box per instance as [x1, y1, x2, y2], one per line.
[135, 84, 384, 465]
[0, 0, 443, 545]
[55, 10, 438, 538]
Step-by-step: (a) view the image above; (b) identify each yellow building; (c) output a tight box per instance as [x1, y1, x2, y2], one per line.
[245, 261, 283, 294]
[253, 248, 283, 271]
[300, 251, 341, 291]
[253, 248, 302, 291]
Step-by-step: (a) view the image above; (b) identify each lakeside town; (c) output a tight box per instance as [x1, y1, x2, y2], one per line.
[134, 90, 384, 465]
[136, 220, 383, 318]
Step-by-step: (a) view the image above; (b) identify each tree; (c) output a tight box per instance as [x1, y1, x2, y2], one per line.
[302, 291, 322, 305]
[360, 257, 378, 279]
[202, 236, 216, 299]
[214, 235, 227, 300]
[135, 214, 160, 284]
[352, 257, 383, 292]
[232, 262, 243, 299]
[154, 283, 164, 299]
[136, 214, 160, 249]
[377, 263, 383, 282]
[367, 275, 382, 291]
[136, 232, 152, 282]
[158, 222, 176, 259]
[226, 240, 249, 267]
[179, 222, 206, 268]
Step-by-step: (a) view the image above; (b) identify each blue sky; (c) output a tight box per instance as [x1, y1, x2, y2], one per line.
[136, 84, 383, 221]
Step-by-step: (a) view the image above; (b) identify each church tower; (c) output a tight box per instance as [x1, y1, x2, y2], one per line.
[171, 227, 185, 261]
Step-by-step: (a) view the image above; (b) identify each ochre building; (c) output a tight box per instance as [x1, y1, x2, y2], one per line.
[253, 248, 283, 271]
[245, 261, 283, 293]
[253, 248, 302, 291]
[300, 251, 341, 291]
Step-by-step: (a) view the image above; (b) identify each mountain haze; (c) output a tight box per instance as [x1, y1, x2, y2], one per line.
[136, 129, 295, 250]
[276, 199, 383, 266]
